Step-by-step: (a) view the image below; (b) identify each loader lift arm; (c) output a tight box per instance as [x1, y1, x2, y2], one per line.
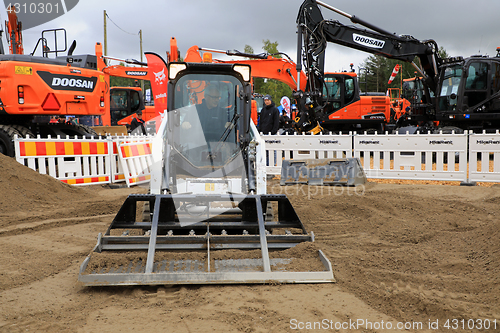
[295, 0, 442, 132]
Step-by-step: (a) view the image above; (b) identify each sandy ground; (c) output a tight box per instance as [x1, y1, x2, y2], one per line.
[1, 153, 500, 332]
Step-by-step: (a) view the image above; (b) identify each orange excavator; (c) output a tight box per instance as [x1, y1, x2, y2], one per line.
[0, 17, 180, 155]
[96, 36, 180, 128]
[0, 26, 109, 156]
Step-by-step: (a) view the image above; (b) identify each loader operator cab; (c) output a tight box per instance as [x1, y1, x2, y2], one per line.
[165, 62, 252, 194]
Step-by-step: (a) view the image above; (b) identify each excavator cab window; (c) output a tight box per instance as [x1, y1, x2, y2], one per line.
[110, 89, 145, 125]
[491, 62, 500, 110]
[110, 90, 128, 111]
[464, 61, 488, 108]
[437, 65, 462, 112]
[323, 76, 342, 109]
[344, 77, 355, 103]
[130, 90, 141, 111]
[323, 75, 355, 108]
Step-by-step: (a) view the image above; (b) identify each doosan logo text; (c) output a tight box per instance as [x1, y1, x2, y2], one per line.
[37, 71, 97, 92]
[353, 34, 385, 49]
[52, 77, 94, 89]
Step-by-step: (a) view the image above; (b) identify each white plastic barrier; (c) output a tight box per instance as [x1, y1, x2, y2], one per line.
[15, 135, 113, 185]
[261, 131, 500, 183]
[262, 132, 353, 175]
[468, 131, 500, 183]
[354, 132, 468, 182]
[15, 135, 153, 186]
[116, 138, 153, 186]
[15, 131, 500, 185]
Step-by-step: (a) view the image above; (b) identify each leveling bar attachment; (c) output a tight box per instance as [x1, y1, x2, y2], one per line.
[78, 193, 335, 286]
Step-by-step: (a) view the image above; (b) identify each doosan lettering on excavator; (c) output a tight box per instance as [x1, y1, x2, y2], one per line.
[50, 77, 95, 89]
[353, 34, 385, 49]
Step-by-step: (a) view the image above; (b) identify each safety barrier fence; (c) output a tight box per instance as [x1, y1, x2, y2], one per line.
[262, 131, 500, 183]
[14, 131, 500, 186]
[14, 135, 153, 187]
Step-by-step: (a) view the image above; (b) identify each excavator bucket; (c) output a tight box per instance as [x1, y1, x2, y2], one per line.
[78, 193, 335, 286]
[280, 158, 366, 186]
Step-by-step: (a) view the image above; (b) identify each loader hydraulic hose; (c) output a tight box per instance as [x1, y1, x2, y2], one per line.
[296, 24, 303, 91]
[315, 0, 403, 40]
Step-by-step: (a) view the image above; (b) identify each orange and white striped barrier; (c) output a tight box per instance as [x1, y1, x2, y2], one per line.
[16, 136, 112, 186]
[15, 135, 154, 187]
[116, 138, 153, 186]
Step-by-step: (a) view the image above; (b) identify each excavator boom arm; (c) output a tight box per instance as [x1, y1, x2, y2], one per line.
[216, 56, 307, 92]
[297, 0, 440, 90]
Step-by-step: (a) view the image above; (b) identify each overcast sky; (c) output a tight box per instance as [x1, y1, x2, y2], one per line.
[4, 0, 499, 73]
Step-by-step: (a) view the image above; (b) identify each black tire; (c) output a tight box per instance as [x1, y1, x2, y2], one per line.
[0, 125, 22, 157]
[10, 125, 35, 139]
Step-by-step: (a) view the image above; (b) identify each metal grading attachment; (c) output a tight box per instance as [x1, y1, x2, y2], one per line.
[78, 193, 335, 286]
[280, 158, 367, 186]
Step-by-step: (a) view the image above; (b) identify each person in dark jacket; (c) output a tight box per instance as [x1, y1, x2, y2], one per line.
[258, 95, 280, 135]
[130, 110, 146, 135]
[258, 94, 280, 166]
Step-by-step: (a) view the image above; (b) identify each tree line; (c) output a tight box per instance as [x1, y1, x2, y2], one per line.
[359, 46, 449, 93]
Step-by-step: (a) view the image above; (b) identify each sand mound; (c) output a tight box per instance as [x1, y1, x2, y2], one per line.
[0, 154, 88, 214]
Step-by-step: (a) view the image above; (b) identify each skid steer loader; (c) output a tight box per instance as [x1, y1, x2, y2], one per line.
[78, 57, 334, 286]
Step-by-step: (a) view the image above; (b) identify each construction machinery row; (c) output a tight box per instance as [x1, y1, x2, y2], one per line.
[0, 13, 162, 156]
[3, 0, 500, 158]
[293, 0, 500, 135]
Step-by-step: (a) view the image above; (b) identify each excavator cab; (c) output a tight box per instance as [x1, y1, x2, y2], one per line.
[435, 57, 500, 131]
[322, 73, 359, 111]
[109, 87, 145, 126]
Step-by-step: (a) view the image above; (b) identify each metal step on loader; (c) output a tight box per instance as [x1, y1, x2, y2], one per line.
[78, 58, 335, 286]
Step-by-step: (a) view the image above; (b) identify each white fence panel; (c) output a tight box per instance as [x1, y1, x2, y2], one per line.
[14, 135, 112, 186]
[262, 133, 353, 175]
[353, 132, 468, 181]
[14, 132, 500, 185]
[468, 131, 500, 182]
[116, 137, 154, 186]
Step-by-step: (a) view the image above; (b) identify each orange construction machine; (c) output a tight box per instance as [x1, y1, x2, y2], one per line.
[0, 29, 109, 156]
[189, 47, 396, 133]
[0, 22, 165, 156]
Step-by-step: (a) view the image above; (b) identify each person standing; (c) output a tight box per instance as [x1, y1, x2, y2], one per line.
[258, 95, 280, 135]
[130, 110, 146, 135]
[258, 95, 280, 166]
